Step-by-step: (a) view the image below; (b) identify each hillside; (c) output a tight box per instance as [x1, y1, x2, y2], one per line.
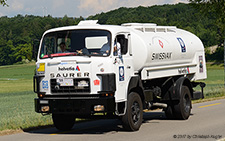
[88, 3, 217, 47]
[0, 3, 220, 66]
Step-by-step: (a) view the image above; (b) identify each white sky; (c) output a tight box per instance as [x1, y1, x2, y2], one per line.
[0, 0, 189, 18]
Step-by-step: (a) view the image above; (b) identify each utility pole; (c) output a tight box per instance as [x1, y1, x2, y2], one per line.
[42, 7, 47, 17]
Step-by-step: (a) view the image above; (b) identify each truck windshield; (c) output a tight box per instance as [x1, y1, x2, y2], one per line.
[39, 29, 111, 59]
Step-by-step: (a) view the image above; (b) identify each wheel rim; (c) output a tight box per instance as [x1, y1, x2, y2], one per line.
[183, 93, 191, 113]
[131, 101, 140, 125]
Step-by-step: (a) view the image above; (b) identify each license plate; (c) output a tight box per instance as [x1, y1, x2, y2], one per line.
[78, 80, 89, 87]
[57, 78, 74, 86]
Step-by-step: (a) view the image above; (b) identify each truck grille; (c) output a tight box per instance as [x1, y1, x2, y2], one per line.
[50, 78, 90, 93]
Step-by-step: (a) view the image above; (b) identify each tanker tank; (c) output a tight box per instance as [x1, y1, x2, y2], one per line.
[122, 23, 206, 81]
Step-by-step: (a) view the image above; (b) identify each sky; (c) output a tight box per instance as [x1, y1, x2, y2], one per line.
[0, 0, 189, 18]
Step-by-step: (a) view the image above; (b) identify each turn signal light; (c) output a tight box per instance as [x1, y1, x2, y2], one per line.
[101, 93, 113, 97]
[38, 93, 45, 98]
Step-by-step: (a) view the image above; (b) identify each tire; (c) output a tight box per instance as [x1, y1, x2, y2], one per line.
[122, 92, 143, 131]
[52, 114, 75, 131]
[164, 105, 174, 119]
[173, 86, 192, 120]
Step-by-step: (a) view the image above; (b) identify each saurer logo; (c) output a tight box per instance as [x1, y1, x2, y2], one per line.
[50, 73, 76, 78]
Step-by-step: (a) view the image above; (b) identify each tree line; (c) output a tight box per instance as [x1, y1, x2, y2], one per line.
[0, 3, 222, 65]
[88, 3, 218, 47]
[0, 15, 84, 65]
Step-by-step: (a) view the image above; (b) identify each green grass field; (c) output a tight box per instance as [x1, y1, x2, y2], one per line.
[0, 62, 224, 132]
[0, 63, 52, 131]
[197, 63, 225, 98]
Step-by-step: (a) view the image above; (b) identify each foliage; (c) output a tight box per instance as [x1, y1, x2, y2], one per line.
[189, 0, 225, 47]
[0, 15, 84, 65]
[0, 0, 7, 6]
[0, 3, 222, 66]
[88, 3, 218, 48]
[206, 46, 224, 62]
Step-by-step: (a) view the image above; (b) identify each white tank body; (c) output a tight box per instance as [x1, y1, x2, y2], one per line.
[122, 23, 207, 80]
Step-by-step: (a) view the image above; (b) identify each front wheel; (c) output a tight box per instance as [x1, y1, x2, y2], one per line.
[122, 92, 143, 131]
[52, 114, 75, 131]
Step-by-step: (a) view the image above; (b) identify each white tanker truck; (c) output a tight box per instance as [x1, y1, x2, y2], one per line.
[34, 20, 207, 131]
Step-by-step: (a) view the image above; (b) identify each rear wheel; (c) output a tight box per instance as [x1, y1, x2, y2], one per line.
[174, 86, 192, 119]
[122, 92, 143, 131]
[52, 114, 75, 131]
[164, 105, 174, 119]
[164, 86, 192, 120]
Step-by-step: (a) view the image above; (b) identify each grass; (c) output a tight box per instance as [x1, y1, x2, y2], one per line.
[0, 63, 53, 132]
[0, 91, 53, 131]
[194, 63, 225, 99]
[0, 63, 34, 93]
[0, 62, 224, 134]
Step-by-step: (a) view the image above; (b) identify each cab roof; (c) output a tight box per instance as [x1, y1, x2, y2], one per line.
[43, 20, 131, 36]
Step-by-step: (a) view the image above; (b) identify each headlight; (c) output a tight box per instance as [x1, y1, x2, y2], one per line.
[37, 63, 45, 73]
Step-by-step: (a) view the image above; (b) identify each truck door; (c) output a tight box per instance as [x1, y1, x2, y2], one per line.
[113, 34, 133, 102]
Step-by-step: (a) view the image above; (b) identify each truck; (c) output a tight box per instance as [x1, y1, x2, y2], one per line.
[34, 20, 207, 131]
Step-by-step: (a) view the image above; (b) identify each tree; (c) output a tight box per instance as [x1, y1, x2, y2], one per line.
[13, 43, 33, 62]
[189, 0, 225, 47]
[189, 0, 225, 87]
[0, 40, 14, 65]
[0, 0, 8, 6]
[0, 3, 221, 65]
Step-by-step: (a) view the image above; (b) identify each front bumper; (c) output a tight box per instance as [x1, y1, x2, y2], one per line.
[35, 96, 115, 117]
